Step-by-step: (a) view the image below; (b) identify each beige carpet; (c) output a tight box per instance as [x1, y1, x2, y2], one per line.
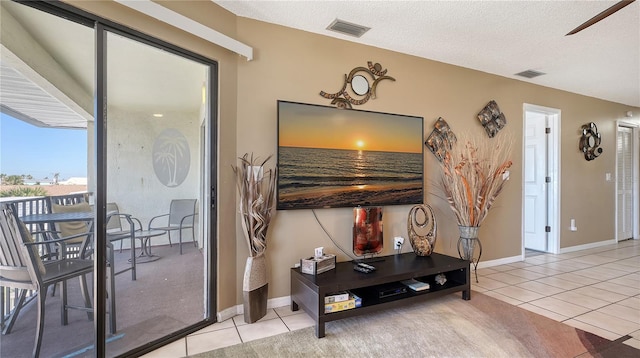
[193, 292, 639, 358]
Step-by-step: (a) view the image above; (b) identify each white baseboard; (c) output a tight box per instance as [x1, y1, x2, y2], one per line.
[216, 295, 292, 323]
[476, 255, 522, 269]
[558, 239, 616, 254]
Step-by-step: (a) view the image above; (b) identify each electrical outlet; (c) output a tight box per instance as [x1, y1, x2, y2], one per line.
[394, 237, 404, 249]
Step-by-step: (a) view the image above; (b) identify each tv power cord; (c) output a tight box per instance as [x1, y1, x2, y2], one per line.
[312, 209, 358, 261]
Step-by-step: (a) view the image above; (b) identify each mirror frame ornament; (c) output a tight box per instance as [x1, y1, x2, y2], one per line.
[320, 61, 395, 109]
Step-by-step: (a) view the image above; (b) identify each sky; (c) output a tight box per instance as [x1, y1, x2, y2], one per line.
[278, 101, 424, 153]
[0, 112, 87, 180]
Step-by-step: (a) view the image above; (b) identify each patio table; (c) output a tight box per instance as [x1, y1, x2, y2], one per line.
[20, 211, 137, 280]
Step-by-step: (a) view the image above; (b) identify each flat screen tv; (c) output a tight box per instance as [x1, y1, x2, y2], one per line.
[277, 101, 424, 210]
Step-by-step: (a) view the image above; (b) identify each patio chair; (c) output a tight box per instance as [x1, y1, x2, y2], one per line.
[106, 202, 141, 252]
[0, 203, 116, 357]
[48, 200, 93, 259]
[106, 202, 141, 280]
[148, 199, 197, 254]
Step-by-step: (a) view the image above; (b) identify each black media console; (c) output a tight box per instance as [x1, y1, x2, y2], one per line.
[290, 252, 471, 338]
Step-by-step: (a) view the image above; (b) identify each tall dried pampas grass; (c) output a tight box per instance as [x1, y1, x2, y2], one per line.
[439, 132, 513, 227]
[233, 153, 277, 257]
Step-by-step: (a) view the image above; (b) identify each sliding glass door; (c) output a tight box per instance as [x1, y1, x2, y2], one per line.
[1, 1, 217, 356]
[103, 29, 212, 356]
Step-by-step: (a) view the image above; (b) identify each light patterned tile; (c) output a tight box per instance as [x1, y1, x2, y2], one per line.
[488, 265, 516, 272]
[600, 262, 639, 273]
[506, 268, 547, 280]
[233, 308, 279, 327]
[473, 276, 510, 290]
[617, 257, 640, 268]
[595, 303, 640, 324]
[528, 296, 591, 317]
[477, 267, 500, 276]
[570, 254, 618, 265]
[518, 303, 568, 322]
[572, 267, 628, 281]
[492, 286, 545, 302]
[617, 296, 640, 310]
[274, 305, 304, 318]
[594, 281, 640, 296]
[550, 290, 609, 310]
[573, 310, 640, 335]
[522, 265, 564, 276]
[281, 311, 315, 331]
[482, 291, 524, 305]
[504, 261, 533, 269]
[190, 318, 235, 334]
[186, 327, 241, 356]
[624, 338, 640, 350]
[554, 259, 595, 270]
[484, 272, 529, 285]
[471, 284, 488, 293]
[554, 272, 601, 285]
[515, 281, 565, 296]
[572, 286, 628, 303]
[610, 274, 640, 287]
[236, 316, 289, 342]
[142, 338, 186, 358]
[534, 276, 584, 290]
[563, 319, 621, 341]
[630, 329, 640, 339]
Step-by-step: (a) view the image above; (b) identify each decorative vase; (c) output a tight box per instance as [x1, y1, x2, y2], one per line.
[242, 254, 268, 323]
[457, 225, 483, 283]
[407, 204, 437, 256]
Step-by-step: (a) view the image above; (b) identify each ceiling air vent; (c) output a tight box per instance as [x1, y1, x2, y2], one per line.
[327, 19, 370, 38]
[515, 69, 546, 79]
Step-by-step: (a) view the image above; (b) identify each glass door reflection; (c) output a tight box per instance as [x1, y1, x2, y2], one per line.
[104, 31, 209, 356]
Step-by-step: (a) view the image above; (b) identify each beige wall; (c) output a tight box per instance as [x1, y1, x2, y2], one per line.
[233, 18, 639, 299]
[65, 1, 640, 310]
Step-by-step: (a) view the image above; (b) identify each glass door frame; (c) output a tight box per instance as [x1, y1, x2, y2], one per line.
[18, 1, 218, 356]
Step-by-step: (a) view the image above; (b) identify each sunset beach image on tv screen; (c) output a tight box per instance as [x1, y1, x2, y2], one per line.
[277, 101, 424, 210]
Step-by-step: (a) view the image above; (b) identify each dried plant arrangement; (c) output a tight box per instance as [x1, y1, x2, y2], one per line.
[439, 132, 513, 227]
[233, 153, 277, 257]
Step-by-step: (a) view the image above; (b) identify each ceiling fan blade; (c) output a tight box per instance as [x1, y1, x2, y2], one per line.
[566, 0, 635, 36]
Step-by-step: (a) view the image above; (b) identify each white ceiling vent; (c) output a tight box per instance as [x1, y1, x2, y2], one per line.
[326, 19, 370, 38]
[515, 69, 546, 79]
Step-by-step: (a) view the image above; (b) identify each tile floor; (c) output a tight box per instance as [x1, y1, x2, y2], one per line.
[144, 239, 640, 357]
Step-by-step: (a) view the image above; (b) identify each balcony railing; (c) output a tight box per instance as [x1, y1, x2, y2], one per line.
[0, 193, 88, 335]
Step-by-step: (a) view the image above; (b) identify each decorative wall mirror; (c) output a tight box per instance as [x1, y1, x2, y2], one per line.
[320, 61, 395, 108]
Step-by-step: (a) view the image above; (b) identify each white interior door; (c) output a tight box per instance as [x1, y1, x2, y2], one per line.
[617, 126, 634, 240]
[524, 111, 548, 251]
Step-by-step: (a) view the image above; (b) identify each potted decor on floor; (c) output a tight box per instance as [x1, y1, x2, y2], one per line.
[438, 131, 513, 282]
[233, 153, 277, 323]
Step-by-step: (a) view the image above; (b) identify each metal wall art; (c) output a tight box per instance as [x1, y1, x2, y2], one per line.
[477, 100, 506, 138]
[425, 117, 457, 162]
[320, 61, 395, 108]
[579, 122, 603, 161]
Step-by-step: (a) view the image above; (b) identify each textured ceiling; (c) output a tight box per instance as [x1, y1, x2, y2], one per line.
[214, 0, 640, 107]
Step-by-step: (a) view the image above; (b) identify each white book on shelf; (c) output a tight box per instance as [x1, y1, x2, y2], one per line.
[400, 279, 430, 292]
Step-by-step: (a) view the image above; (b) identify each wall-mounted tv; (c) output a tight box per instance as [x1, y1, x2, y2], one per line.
[277, 101, 424, 210]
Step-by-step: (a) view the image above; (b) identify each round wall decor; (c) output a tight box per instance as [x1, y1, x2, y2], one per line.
[579, 122, 602, 161]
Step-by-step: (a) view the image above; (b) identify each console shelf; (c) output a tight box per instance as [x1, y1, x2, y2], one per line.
[291, 252, 470, 338]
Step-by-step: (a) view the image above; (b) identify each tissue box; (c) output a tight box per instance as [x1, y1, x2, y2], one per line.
[300, 254, 336, 275]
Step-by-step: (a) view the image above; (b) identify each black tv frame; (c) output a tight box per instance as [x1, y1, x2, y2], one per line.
[276, 100, 424, 210]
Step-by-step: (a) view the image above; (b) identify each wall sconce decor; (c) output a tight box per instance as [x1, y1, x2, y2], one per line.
[320, 61, 395, 108]
[425, 117, 457, 162]
[580, 122, 602, 161]
[477, 100, 506, 138]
